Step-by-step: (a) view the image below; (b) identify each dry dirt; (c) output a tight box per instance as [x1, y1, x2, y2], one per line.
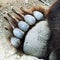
[0, 0, 56, 60]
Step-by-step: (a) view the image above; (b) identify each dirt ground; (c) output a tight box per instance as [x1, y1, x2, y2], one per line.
[0, 0, 56, 60]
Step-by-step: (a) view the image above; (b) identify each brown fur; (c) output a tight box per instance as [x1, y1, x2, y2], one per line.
[47, 0, 60, 60]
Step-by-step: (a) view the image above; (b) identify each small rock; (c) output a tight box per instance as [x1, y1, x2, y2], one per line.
[13, 28, 24, 39]
[18, 21, 29, 32]
[11, 37, 20, 48]
[21, 55, 44, 60]
[23, 21, 50, 58]
[24, 15, 36, 25]
[33, 11, 43, 20]
[49, 51, 56, 60]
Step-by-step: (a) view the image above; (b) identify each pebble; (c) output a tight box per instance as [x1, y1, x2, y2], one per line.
[23, 21, 50, 58]
[11, 37, 20, 48]
[13, 28, 24, 39]
[21, 55, 44, 60]
[18, 21, 29, 32]
[24, 15, 36, 25]
[49, 51, 56, 60]
[33, 11, 43, 20]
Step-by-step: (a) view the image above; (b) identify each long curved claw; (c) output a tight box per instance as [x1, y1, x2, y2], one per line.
[12, 8, 24, 18]
[4, 16, 15, 29]
[20, 7, 33, 15]
[39, 0, 50, 6]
